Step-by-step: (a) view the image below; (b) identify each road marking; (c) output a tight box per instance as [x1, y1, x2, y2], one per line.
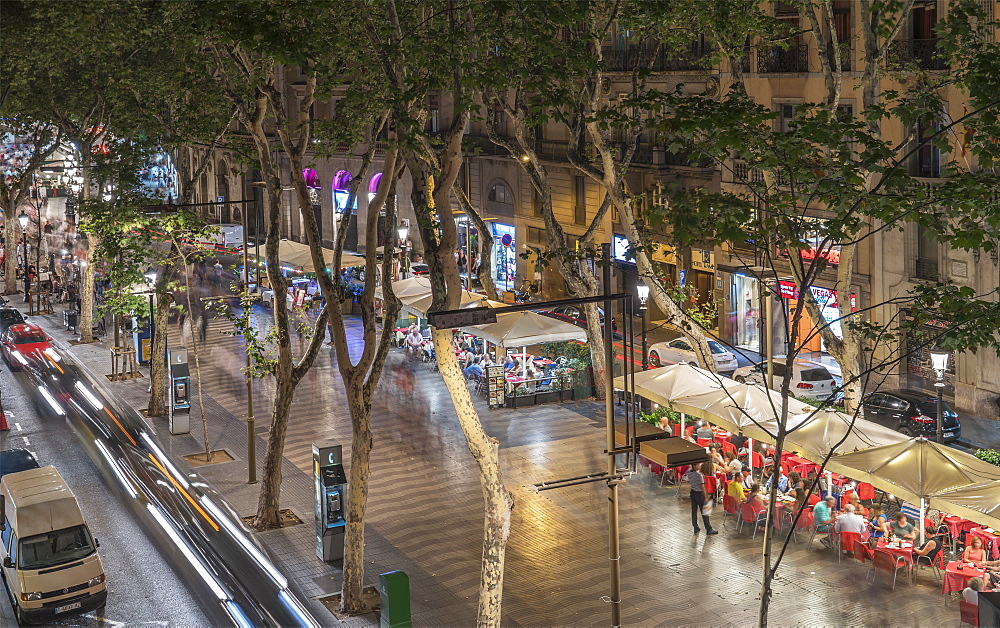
[22, 436, 30, 446]
[14, 422, 22, 430]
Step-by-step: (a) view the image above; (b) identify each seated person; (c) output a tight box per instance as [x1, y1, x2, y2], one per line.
[463, 357, 485, 380]
[765, 467, 789, 493]
[723, 451, 742, 477]
[743, 483, 765, 510]
[726, 476, 746, 504]
[963, 577, 984, 605]
[405, 329, 424, 356]
[913, 526, 946, 562]
[834, 503, 867, 536]
[481, 353, 494, 367]
[503, 355, 515, 371]
[889, 513, 917, 541]
[964, 535, 988, 566]
[813, 496, 837, 546]
[784, 471, 804, 496]
[868, 505, 890, 539]
[422, 341, 436, 361]
[695, 422, 715, 440]
[729, 433, 748, 452]
[739, 468, 754, 491]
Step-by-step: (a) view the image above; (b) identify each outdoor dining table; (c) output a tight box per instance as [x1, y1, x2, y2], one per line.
[876, 539, 915, 564]
[782, 454, 820, 476]
[713, 430, 732, 445]
[767, 496, 799, 530]
[943, 561, 988, 594]
[945, 516, 979, 540]
[969, 527, 1000, 560]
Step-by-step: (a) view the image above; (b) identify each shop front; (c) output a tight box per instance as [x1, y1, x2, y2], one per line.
[493, 223, 516, 292]
[730, 273, 761, 352]
[777, 280, 856, 353]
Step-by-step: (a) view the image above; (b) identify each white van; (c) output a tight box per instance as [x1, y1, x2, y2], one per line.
[1, 466, 107, 624]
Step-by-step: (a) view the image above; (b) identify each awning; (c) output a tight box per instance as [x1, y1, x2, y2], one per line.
[253, 239, 365, 273]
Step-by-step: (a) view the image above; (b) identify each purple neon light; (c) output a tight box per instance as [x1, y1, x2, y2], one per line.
[302, 168, 321, 189]
[368, 172, 383, 194]
[333, 170, 352, 189]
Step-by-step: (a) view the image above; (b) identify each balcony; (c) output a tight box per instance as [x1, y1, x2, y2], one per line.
[888, 38, 949, 71]
[914, 257, 939, 280]
[601, 41, 711, 73]
[757, 45, 809, 73]
[826, 43, 852, 72]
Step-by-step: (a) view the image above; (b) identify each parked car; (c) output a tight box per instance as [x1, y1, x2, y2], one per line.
[1, 322, 52, 370]
[732, 358, 838, 401]
[647, 337, 739, 372]
[0, 448, 39, 478]
[0, 307, 26, 335]
[862, 389, 961, 442]
[410, 263, 430, 276]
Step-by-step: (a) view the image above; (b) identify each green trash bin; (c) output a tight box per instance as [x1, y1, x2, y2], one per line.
[378, 570, 411, 628]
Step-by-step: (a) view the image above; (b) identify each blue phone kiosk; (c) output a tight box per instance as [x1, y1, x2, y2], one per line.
[167, 347, 191, 435]
[313, 441, 347, 562]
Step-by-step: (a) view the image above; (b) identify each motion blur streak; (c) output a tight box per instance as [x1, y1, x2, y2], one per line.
[20, 343, 320, 627]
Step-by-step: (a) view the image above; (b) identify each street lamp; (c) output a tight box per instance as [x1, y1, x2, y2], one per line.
[397, 224, 409, 280]
[636, 282, 650, 370]
[930, 350, 949, 444]
[18, 210, 30, 285]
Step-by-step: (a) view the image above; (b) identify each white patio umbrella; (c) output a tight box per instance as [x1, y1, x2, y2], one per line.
[253, 239, 364, 273]
[463, 310, 586, 378]
[612, 363, 741, 439]
[827, 438, 999, 544]
[401, 290, 500, 318]
[783, 409, 909, 457]
[374, 276, 432, 300]
[931, 480, 1000, 532]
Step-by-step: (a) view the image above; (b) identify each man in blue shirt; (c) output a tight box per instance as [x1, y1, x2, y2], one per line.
[464, 357, 484, 380]
[813, 496, 837, 548]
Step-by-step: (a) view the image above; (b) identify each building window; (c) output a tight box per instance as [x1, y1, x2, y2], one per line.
[533, 188, 543, 217]
[487, 181, 515, 217]
[779, 104, 797, 132]
[913, 118, 942, 178]
[915, 224, 939, 280]
[574, 176, 587, 225]
[527, 225, 546, 244]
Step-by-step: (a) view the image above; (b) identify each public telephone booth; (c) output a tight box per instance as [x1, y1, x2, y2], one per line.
[313, 441, 347, 562]
[167, 346, 190, 435]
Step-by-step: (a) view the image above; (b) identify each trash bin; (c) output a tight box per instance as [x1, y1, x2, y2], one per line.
[378, 570, 411, 628]
[64, 310, 79, 330]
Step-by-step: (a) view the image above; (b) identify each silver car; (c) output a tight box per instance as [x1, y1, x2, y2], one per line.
[647, 338, 739, 371]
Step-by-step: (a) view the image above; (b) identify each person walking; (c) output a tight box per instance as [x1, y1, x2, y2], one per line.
[24, 264, 35, 301]
[687, 461, 719, 535]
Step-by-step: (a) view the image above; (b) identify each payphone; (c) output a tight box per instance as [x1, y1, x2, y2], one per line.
[167, 346, 190, 435]
[313, 441, 347, 562]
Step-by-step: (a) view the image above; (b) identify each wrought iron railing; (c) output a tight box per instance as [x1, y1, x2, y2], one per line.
[756, 45, 810, 73]
[888, 38, 949, 71]
[826, 43, 852, 72]
[601, 41, 711, 73]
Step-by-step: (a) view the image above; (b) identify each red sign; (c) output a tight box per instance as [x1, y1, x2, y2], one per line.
[778, 281, 856, 312]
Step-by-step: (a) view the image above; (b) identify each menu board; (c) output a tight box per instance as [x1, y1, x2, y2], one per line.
[486, 365, 505, 408]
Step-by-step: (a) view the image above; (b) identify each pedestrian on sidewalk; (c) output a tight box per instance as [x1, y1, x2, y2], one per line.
[687, 461, 719, 535]
[24, 264, 35, 301]
[198, 314, 208, 343]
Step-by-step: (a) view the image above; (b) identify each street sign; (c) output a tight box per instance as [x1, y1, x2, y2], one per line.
[678, 270, 686, 286]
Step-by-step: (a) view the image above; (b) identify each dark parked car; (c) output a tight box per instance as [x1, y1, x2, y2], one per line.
[538, 305, 621, 338]
[0, 307, 26, 335]
[862, 389, 961, 442]
[0, 448, 40, 478]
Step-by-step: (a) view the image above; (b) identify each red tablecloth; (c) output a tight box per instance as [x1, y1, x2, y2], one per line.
[782, 454, 820, 476]
[945, 516, 978, 540]
[969, 527, 1000, 560]
[877, 539, 914, 564]
[769, 499, 799, 530]
[713, 431, 732, 445]
[943, 561, 987, 594]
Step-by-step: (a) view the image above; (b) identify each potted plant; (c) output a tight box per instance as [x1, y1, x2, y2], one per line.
[339, 280, 364, 314]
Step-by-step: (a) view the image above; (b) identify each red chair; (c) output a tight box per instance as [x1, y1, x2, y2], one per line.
[672, 423, 681, 437]
[751, 451, 764, 470]
[720, 440, 737, 456]
[792, 507, 814, 543]
[807, 493, 821, 506]
[872, 549, 908, 590]
[857, 482, 876, 502]
[704, 475, 718, 496]
[685, 425, 696, 438]
[696, 437, 712, 448]
[722, 494, 739, 528]
[838, 531, 862, 563]
[959, 600, 979, 626]
[853, 539, 874, 577]
[739, 502, 768, 539]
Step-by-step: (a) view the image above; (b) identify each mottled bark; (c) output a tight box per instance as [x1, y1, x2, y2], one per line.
[3, 213, 17, 294]
[78, 232, 97, 343]
[146, 271, 173, 417]
[432, 326, 513, 626]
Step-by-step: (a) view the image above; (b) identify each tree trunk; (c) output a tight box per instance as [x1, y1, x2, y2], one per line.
[253, 371, 297, 530]
[78, 232, 97, 343]
[432, 327, 513, 626]
[3, 216, 17, 294]
[339, 381, 373, 613]
[146, 266, 173, 416]
[582, 302, 608, 400]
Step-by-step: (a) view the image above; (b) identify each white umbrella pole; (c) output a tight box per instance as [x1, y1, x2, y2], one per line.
[680, 412, 685, 438]
[919, 498, 926, 546]
[748, 438, 754, 476]
[522, 345, 527, 377]
[825, 470, 833, 500]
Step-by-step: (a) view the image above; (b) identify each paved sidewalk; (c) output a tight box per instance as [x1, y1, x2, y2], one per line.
[20, 298, 984, 625]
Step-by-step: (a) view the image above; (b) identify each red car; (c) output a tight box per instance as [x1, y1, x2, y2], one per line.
[1, 322, 52, 370]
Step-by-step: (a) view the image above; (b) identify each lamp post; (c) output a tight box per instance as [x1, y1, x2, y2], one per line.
[18, 210, 29, 297]
[636, 282, 650, 370]
[397, 224, 409, 280]
[930, 350, 949, 444]
[241, 200, 257, 484]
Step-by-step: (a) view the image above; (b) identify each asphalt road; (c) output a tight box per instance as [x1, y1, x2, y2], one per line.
[0, 368, 208, 627]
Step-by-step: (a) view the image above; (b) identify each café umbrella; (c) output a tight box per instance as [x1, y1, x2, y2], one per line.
[827, 438, 991, 544]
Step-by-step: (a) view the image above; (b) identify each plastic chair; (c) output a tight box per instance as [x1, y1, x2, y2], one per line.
[696, 437, 713, 448]
[857, 482, 876, 503]
[720, 440, 737, 456]
[872, 549, 908, 590]
[751, 451, 764, 471]
[960, 600, 980, 626]
[838, 531, 862, 563]
[740, 502, 768, 539]
[722, 494, 739, 528]
[853, 539, 874, 577]
[915, 541, 946, 581]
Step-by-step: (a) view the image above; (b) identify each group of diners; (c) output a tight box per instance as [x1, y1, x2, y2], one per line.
[664, 419, 1000, 601]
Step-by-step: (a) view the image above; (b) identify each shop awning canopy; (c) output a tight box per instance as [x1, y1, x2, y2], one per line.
[461, 310, 586, 347]
[253, 239, 365, 273]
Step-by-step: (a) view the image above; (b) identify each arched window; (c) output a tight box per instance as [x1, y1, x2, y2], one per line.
[332, 170, 356, 213]
[216, 160, 230, 221]
[486, 181, 514, 217]
[302, 168, 320, 189]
